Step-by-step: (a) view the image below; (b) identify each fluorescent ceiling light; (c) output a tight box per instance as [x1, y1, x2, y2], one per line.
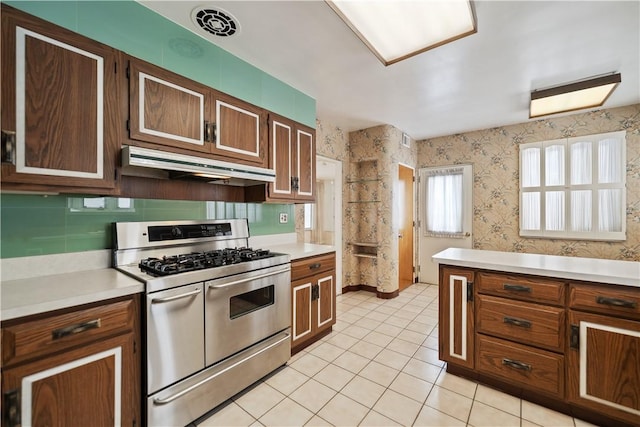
[530, 73, 621, 118]
[326, 0, 476, 66]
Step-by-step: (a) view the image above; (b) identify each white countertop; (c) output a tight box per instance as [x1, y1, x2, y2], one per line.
[268, 243, 335, 260]
[1, 268, 144, 321]
[432, 248, 640, 288]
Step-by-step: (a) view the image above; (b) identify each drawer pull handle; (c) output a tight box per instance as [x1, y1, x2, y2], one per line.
[503, 283, 532, 293]
[502, 358, 532, 371]
[52, 319, 101, 340]
[596, 296, 637, 309]
[309, 263, 321, 270]
[503, 316, 532, 328]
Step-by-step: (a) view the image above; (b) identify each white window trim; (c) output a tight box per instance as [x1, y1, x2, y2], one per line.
[519, 130, 626, 241]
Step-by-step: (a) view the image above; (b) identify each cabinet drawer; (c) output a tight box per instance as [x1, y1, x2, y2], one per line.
[291, 253, 335, 280]
[477, 272, 565, 306]
[477, 335, 564, 397]
[477, 295, 565, 352]
[569, 283, 640, 321]
[2, 298, 136, 367]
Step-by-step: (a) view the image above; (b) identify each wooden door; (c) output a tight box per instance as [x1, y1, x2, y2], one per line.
[295, 126, 315, 201]
[567, 310, 640, 425]
[398, 164, 414, 291]
[269, 116, 294, 200]
[2, 333, 137, 427]
[439, 266, 475, 369]
[214, 92, 267, 167]
[1, 5, 118, 191]
[128, 57, 211, 153]
[316, 274, 335, 335]
[291, 279, 312, 348]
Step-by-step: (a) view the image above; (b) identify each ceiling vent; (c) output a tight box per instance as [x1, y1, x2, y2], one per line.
[192, 7, 239, 37]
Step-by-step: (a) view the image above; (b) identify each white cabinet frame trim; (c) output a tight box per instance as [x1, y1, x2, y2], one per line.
[138, 72, 205, 145]
[449, 274, 468, 361]
[293, 282, 312, 341]
[317, 275, 334, 327]
[21, 347, 122, 426]
[16, 27, 104, 178]
[579, 321, 640, 416]
[216, 100, 260, 157]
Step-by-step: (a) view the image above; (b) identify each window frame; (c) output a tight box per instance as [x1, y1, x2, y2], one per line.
[519, 130, 626, 241]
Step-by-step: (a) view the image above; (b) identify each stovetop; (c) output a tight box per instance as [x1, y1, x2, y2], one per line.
[139, 247, 274, 276]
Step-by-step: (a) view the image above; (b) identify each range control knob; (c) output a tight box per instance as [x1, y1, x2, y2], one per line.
[171, 226, 183, 238]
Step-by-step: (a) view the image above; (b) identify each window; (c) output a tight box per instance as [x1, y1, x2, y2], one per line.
[519, 131, 626, 241]
[422, 165, 472, 238]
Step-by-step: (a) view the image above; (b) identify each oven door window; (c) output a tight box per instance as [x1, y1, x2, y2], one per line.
[230, 285, 274, 319]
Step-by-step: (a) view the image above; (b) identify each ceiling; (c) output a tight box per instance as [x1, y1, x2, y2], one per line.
[139, 1, 640, 141]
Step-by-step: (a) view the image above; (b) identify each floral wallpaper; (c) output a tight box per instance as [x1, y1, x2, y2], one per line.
[346, 125, 417, 293]
[418, 104, 640, 261]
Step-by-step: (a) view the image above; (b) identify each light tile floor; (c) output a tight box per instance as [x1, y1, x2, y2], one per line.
[195, 284, 597, 427]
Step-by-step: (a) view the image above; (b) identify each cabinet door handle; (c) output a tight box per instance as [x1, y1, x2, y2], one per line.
[1, 130, 16, 164]
[309, 263, 321, 270]
[503, 316, 532, 328]
[596, 296, 637, 309]
[503, 283, 532, 293]
[52, 319, 101, 340]
[502, 358, 532, 371]
[204, 121, 211, 142]
[311, 284, 320, 301]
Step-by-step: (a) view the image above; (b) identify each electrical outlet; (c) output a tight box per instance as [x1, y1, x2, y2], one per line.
[279, 213, 288, 224]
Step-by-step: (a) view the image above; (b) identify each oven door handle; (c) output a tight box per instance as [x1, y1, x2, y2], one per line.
[151, 288, 201, 304]
[152, 332, 291, 405]
[207, 268, 290, 290]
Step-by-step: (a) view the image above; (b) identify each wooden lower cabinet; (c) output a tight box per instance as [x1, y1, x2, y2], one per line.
[440, 264, 640, 427]
[291, 253, 336, 353]
[1, 295, 140, 427]
[567, 310, 640, 425]
[439, 267, 475, 369]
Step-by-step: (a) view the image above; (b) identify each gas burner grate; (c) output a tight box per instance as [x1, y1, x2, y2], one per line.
[138, 247, 273, 276]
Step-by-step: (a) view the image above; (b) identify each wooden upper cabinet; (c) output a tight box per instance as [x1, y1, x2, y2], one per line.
[126, 57, 211, 153]
[1, 4, 118, 192]
[260, 113, 315, 202]
[214, 92, 267, 167]
[124, 58, 268, 168]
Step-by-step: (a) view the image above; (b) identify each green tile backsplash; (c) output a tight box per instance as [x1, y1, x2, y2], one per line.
[0, 195, 295, 259]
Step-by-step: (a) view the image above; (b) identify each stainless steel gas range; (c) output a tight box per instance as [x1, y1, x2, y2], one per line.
[112, 219, 291, 427]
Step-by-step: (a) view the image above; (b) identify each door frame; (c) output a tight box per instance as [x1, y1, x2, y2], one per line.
[316, 155, 343, 294]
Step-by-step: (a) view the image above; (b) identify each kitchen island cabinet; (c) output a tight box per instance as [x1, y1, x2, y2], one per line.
[291, 252, 336, 353]
[1, 4, 119, 194]
[1, 294, 141, 427]
[433, 248, 640, 427]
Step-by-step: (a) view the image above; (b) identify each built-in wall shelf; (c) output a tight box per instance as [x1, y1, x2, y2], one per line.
[348, 200, 380, 204]
[346, 178, 381, 184]
[349, 242, 378, 258]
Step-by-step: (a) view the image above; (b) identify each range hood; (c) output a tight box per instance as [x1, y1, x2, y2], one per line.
[121, 146, 275, 186]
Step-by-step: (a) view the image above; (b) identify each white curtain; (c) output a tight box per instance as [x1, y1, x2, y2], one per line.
[427, 173, 463, 233]
[545, 144, 565, 186]
[570, 190, 592, 231]
[599, 138, 623, 184]
[545, 191, 565, 231]
[599, 189, 623, 232]
[571, 142, 592, 185]
[521, 192, 540, 230]
[521, 147, 540, 187]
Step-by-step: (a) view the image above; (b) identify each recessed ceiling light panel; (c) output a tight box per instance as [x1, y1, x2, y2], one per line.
[530, 73, 621, 118]
[326, 0, 476, 65]
[192, 6, 240, 37]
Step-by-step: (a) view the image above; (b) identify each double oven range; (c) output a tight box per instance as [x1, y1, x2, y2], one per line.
[113, 219, 291, 426]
